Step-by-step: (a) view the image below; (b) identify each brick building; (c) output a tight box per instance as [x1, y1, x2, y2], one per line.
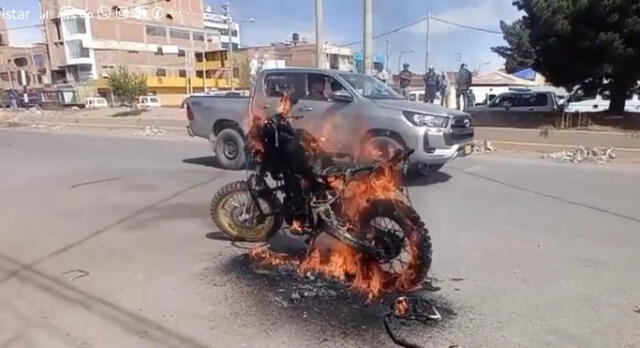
[0, 8, 51, 94]
[40, 0, 233, 106]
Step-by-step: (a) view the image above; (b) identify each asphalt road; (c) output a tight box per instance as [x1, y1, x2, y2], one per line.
[1, 129, 639, 348]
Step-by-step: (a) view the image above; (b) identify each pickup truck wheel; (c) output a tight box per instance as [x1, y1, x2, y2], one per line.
[214, 129, 246, 170]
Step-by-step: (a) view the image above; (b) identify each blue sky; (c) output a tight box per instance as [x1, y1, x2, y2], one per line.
[2, 0, 521, 73]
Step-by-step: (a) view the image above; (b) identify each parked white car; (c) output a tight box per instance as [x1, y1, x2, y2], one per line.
[565, 93, 640, 113]
[85, 97, 109, 109]
[408, 89, 441, 104]
[138, 96, 162, 108]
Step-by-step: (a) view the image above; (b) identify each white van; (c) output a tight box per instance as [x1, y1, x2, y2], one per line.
[85, 97, 109, 109]
[408, 89, 441, 104]
[138, 96, 162, 108]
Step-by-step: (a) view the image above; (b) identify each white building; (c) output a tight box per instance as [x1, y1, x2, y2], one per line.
[203, 6, 240, 50]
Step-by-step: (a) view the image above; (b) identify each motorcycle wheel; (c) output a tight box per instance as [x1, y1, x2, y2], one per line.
[211, 180, 283, 242]
[357, 199, 432, 292]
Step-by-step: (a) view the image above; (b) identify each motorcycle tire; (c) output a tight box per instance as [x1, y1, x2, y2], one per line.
[357, 199, 432, 292]
[211, 180, 283, 242]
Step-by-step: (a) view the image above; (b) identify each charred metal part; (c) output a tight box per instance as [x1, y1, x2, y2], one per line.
[383, 296, 442, 348]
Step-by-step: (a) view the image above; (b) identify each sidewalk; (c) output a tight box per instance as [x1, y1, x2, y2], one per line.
[2, 108, 640, 160]
[0, 107, 188, 130]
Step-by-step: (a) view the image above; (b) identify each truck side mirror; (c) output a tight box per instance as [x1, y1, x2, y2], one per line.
[331, 90, 353, 103]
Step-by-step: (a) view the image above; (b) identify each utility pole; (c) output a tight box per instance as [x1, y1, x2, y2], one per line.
[363, 0, 373, 75]
[222, 2, 234, 90]
[315, 0, 325, 69]
[425, 12, 430, 72]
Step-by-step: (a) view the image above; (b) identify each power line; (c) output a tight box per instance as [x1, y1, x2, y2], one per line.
[337, 14, 502, 47]
[428, 16, 502, 35]
[0, 24, 45, 32]
[338, 16, 428, 47]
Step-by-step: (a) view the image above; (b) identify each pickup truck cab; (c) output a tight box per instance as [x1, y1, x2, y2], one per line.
[467, 90, 562, 128]
[186, 68, 474, 174]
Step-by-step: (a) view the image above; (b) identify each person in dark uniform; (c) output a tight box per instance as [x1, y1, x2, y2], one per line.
[423, 66, 438, 104]
[398, 63, 413, 99]
[456, 63, 473, 110]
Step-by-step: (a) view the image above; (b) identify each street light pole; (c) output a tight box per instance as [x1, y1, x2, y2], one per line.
[315, 0, 325, 69]
[385, 39, 390, 71]
[363, 0, 373, 75]
[222, 3, 234, 90]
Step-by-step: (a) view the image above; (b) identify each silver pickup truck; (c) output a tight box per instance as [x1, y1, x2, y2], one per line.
[186, 68, 474, 174]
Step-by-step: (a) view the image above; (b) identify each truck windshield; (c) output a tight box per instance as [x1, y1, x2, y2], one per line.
[338, 73, 404, 100]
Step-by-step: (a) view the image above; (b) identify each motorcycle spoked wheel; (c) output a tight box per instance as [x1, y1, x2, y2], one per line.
[211, 180, 283, 242]
[357, 199, 432, 292]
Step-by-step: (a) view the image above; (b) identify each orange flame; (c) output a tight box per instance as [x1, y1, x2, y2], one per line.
[247, 92, 422, 301]
[299, 240, 385, 301]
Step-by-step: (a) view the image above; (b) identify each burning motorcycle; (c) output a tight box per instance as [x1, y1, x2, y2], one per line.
[210, 94, 432, 298]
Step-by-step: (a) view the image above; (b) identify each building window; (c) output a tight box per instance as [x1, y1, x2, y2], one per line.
[178, 49, 186, 57]
[192, 32, 205, 41]
[170, 29, 190, 40]
[37, 75, 44, 84]
[0, 34, 5, 46]
[196, 71, 204, 78]
[220, 42, 238, 50]
[146, 25, 167, 37]
[156, 68, 167, 77]
[155, 47, 164, 55]
[14, 57, 29, 67]
[0, 73, 9, 81]
[179, 69, 186, 78]
[63, 15, 87, 35]
[231, 30, 238, 37]
[33, 54, 46, 67]
[220, 29, 229, 36]
[67, 40, 90, 58]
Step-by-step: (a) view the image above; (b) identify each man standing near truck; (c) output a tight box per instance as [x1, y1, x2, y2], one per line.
[398, 63, 413, 99]
[456, 63, 473, 110]
[423, 66, 438, 104]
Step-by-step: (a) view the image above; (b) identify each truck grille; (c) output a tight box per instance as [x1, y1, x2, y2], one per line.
[445, 116, 474, 145]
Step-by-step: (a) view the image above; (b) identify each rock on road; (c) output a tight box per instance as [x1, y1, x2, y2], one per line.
[0, 129, 639, 348]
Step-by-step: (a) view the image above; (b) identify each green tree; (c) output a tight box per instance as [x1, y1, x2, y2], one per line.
[108, 66, 148, 112]
[513, 0, 640, 114]
[492, 19, 536, 74]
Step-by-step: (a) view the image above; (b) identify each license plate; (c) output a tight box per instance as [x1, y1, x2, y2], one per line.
[463, 144, 473, 155]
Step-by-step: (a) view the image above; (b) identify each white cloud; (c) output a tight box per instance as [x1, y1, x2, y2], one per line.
[408, 0, 520, 36]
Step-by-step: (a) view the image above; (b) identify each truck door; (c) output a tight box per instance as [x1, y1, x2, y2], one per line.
[513, 92, 551, 127]
[290, 73, 357, 156]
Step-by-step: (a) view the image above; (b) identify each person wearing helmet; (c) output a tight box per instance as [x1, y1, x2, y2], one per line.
[424, 66, 438, 104]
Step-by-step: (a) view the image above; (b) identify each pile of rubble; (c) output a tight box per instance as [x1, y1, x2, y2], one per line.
[543, 146, 616, 164]
[472, 140, 497, 154]
[133, 125, 166, 137]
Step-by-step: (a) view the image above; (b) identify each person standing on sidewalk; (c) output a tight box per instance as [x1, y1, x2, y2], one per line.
[423, 66, 438, 104]
[456, 63, 473, 110]
[439, 72, 450, 107]
[398, 63, 413, 99]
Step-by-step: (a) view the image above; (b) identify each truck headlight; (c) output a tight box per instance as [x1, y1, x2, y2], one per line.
[403, 111, 449, 128]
